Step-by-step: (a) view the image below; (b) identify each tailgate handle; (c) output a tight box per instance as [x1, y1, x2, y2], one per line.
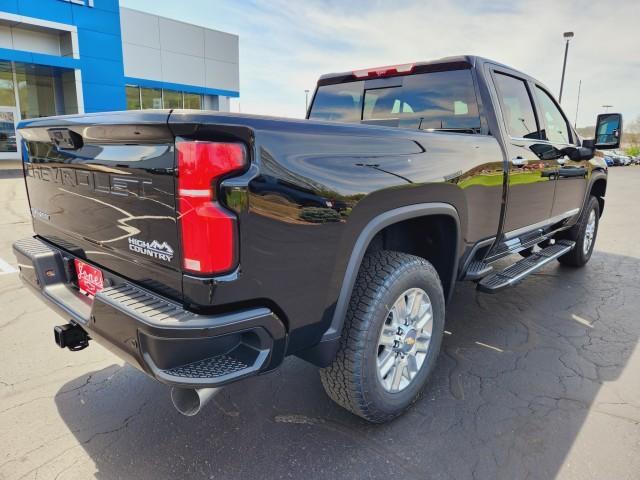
[48, 128, 83, 150]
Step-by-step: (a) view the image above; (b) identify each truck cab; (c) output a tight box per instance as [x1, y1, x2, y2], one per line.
[307, 56, 617, 281]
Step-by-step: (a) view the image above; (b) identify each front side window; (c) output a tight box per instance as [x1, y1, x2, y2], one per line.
[535, 86, 571, 144]
[494, 73, 541, 139]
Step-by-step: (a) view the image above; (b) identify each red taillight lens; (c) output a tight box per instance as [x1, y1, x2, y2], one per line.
[352, 63, 415, 79]
[176, 141, 246, 275]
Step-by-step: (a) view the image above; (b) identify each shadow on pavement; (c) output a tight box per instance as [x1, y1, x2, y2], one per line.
[0, 169, 23, 179]
[55, 250, 640, 479]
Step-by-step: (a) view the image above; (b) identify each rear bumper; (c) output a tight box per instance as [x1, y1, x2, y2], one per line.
[13, 237, 287, 388]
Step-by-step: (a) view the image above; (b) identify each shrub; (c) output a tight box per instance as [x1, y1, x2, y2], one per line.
[625, 145, 640, 157]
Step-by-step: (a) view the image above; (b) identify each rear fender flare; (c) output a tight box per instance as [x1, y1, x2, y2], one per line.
[322, 202, 461, 343]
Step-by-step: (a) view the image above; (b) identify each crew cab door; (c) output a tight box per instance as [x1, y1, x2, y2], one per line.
[532, 85, 588, 218]
[490, 69, 557, 235]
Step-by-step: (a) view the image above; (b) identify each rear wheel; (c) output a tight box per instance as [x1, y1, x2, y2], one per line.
[319, 250, 445, 423]
[557, 196, 600, 267]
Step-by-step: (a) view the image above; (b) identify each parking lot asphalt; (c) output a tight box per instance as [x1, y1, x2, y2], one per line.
[1, 167, 639, 480]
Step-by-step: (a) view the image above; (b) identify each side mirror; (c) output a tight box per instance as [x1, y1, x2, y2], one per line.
[594, 113, 623, 150]
[562, 145, 594, 161]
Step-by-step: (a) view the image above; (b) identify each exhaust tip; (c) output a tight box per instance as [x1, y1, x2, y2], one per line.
[170, 387, 221, 416]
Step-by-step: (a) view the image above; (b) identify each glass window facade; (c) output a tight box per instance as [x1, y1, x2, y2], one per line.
[141, 87, 162, 109]
[0, 61, 79, 156]
[0, 111, 17, 153]
[16, 64, 57, 119]
[0, 62, 78, 120]
[163, 89, 183, 109]
[184, 92, 201, 110]
[126, 85, 141, 110]
[0, 62, 15, 107]
[125, 85, 205, 111]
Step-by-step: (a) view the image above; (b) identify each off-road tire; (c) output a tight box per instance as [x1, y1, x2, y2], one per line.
[557, 195, 600, 267]
[319, 250, 445, 423]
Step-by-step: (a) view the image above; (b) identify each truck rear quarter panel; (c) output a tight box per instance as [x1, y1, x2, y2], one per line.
[170, 112, 504, 354]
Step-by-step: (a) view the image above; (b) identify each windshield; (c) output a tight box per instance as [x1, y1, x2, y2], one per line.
[309, 69, 481, 133]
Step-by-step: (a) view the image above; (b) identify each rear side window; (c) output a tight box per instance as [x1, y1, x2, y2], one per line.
[309, 69, 481, 133]
[493, 73, 541, 140]
[308, 81, 364, 123]
[535, 86, 572, 144]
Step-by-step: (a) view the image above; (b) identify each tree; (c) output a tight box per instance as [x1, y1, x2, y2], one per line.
[623, 115, 640, 146]
[626, 115, 640, 134]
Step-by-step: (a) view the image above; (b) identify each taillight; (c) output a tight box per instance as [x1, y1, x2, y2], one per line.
[352, 63, 415, 79]
[176, 141, 246, 275]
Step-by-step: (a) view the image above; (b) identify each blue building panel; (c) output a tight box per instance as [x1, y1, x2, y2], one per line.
[124, 76, 240, 99]
[70, 5, 122, 35]
[0, 47, 80, 70]
[82, 0, 120, 13]
[15, 1, 74, 25]
[1, 0, 19, 15]
[0, 0, 239, 115]
[75, 29, 123, 62]
[78, 57, 123, 84]
[82, 82, 127, 112]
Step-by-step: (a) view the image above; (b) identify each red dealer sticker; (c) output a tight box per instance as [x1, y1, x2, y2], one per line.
[74, 259, 104, 298]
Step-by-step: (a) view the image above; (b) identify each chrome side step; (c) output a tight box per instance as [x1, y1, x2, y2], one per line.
[463, 260, 493, 281]
[477, 240, 575, 293]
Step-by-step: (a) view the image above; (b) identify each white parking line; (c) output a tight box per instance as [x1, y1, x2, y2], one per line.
[0, 257, 18, 275]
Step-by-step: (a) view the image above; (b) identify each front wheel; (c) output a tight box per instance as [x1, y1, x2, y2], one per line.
[557, 195, 600, 267]
[319, 250, 445, 423]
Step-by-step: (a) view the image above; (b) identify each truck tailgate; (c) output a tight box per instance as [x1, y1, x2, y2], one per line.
[19, 111, 183, 300]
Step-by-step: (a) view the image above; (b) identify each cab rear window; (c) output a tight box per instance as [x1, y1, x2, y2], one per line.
[309, 69, 481, 133]
[308, 81, 364, 123]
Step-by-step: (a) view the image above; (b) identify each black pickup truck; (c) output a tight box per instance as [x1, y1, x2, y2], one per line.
[13, 56, 622, 422]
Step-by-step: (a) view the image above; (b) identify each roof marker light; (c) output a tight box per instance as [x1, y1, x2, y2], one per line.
[352, 63, 415, 79]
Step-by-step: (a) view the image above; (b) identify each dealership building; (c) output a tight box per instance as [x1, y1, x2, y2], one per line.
[0, 0, 239, 160]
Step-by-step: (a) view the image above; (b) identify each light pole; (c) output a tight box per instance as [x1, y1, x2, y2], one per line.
[558, 31, 574, 104]
[574, 79, 581, 128]
[305, 89, 310, 115]
[602, 104, 613, 112]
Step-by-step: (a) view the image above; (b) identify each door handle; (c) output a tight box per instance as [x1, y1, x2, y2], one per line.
[511, 156, 526, 167]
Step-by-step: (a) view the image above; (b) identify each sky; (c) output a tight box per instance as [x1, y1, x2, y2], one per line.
[121, 0, 640, 128]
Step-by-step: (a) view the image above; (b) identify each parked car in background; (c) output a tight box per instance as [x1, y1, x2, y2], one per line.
[603, 155, 614, 167]
[607, 151, 631, 166]
[610, 154, 623, 166]
[615, 150, 633, 165]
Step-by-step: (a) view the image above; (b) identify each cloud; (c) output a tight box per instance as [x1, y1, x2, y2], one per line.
[122, 0, 640, 126]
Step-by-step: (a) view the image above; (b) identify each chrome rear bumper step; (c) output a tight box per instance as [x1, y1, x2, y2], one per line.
[477, 240, 575, 293]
